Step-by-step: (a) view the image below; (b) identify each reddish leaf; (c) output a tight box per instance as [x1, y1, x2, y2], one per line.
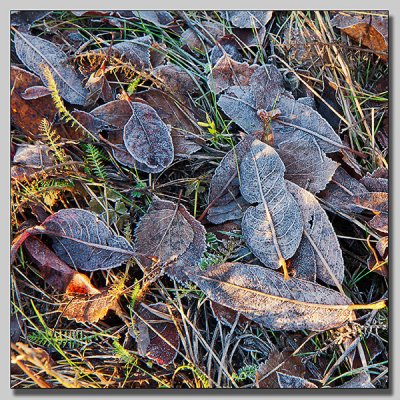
[131, 303, 180, 366]
[20, 85, 51, 100]
[23, 236, 100, 295]
[90, 100, 132, 130]
[354, 192, 388, 233]
[332, 11, 388, 60]
[210, 301, 249, 327]
[11, 66, 58, 137]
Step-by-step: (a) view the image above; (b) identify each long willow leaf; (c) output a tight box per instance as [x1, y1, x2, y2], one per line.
[187, 263, 385, 331]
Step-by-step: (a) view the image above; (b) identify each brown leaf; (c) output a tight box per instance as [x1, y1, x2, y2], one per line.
[84, 72, 113, 106]
[130, 11, 174, 28]
[207, 54, 258, 94]
[255, 350, 306, 388]
[354, 192, 388, 233]
[286, 181, 344, 286]
[376, 236, 388, 257]
[152, 64, 198, 96]
[11, 144, 54, 180]
[123, 101, 174, 170]
[276, 372, 318, 388]
[20, 85, 51, 100]
[239, 140, 303, 272]
[319, 167, 369, 214]
[181, 21, 224, 52]
[219, 10, 272, 29]
[59, 288, 119, 324]
[360, 167, 388, 192]
[14, 30, 88, 105]
[210, 301, 250, 327]
[277, 134, 339, 194]
[131, 303, 180, 366]
[187, 262, 355, 331]
[367, 252, 388, 277]
[90, 100, 132, 130]
[23, 236, 100, 295]
[332, 11, 388, 60]
[134, 197, 206, 282]
[11, 66, 58, 137]
[333, 371, 375, 388]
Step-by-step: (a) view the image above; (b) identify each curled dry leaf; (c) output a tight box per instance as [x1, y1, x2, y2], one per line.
[255, 349, 306, 388]
[286, 181, 344, 286]
[134, 197, 206, 282]
[186, 262, 356, 331]
[354, 192, 388, 233]
[131, 303, 180, 366]
[277, 134, 339, 194]
[11, 66, 58, 137]
[59, 288, 120, 324]
[14, 31, 88, 105]
[239, 139, 303, 273]
[41, 208, 135, 271]
[218, 10, 272, 29]
[276, 372, 318, 389]
[23, 236, 100, 295]
[123, 101, 174, 170]
[331, 11, 388, 60]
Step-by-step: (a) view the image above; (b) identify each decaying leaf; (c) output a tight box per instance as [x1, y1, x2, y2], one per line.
[131, 303, 180, 366]
[41, 208, 135, 271]
[333, 371, 375, 388]
[11, 144, 54, 180]
[14, 30, 88, 105]
[319, 167, 369, 214]
[90, 99, 132, 130]
[11, 66, 58, 137]
[123, 101, 174, 170]
[218, 10, 272, 29]
[277, 134, 339, 194]
[187, 262, 356, 331]
[255, 349, 306, 388]
[354, 192, 388, 233]
[239, 140, 303, 273]
[360, 167, 388, 193]
[331, 11, 388, 60]
[181, 21, 224, 52]
[59, 288, 120, 324]
[134, 197, 206, 282]
[276, 372, 318, 389]
[289, 236, 317, 282]
[130, 11, 174, 28]
[210, 301, 250, 327]
[20, 85, 51, 100]
[286, 181, 344, 286]
[23, 236, 100, 295]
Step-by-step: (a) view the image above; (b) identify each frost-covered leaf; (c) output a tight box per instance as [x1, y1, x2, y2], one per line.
[181, 21, 224, 51]
[134, 197, 206, 282]
[290, 236, 317, 282]
[123, 101, 174, 170]
[319, 167, 369, 214]
[131, 303, 180, 366]
[286, 181, 344, 286]
[108, 35, 151, 69]
[277, 372, 318, 389]
[277, 134, 339, 194]
[333, 371, 375, 388]
[355, 192, 388, 233]
[152, 64, 198, 96]
[219, 10, 272, 29]
[239, 140, 303, 269]
[210, 301, 250, 327]
[90, 100, 132, 129]
[360, 167, 388, 192]
[41, 208, 135, 271]
[14, 31, 88, 105]
[187, 262, 355, 331]
[131, 11, 174, 28]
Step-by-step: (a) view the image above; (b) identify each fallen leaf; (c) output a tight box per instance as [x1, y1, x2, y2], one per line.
[319, 167, 370, 214]
[11, 10, 51, 30]
[231, 25, 267, 48]
[286, 181, 344, 286]
[354, 192, 388, 233]
[134, 197, 206, 282]
[376, 236, 388, 257]
[276, 372, 318, 388]
[209, 35, 244, 65]
[130, 11, 174, 28]
[40, 208, 135, 271]
[181, 21, 224, 52]
[20, 85, 51, 100]
[23, 236, 101, 295]
[210, 301, 249, 327]
[59, 288, 120, 324]
[289, 236, 317, 282]
[333, 371, 375, 388]
[332, 11, 388, 60]
[360, 167, 388, 192]
[131, 303, 180, 366]
[84, 71, 113, 106]
[11, 66, 58, 137]
[11, 144, 54, 180]
[90, 99, 132, 130]
[277, 134, 339, 194]
[186, 262, 356, 331]
[239, 140, 303, 273]
[123, 101, 174, 170]
[14, 30, 88, 105]
[255, 350, 306, 388]
[316, 77, 343, 130]
[218, 10, 272, 29]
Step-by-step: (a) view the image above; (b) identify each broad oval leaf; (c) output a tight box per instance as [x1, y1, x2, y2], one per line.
[14, 31, 88, 105]
[286, 181, 344, 286]
[240, 139, 303, 267]
[186, 262, 355, 331]
[42, 208, 135, 271]
[134, 197, 206, 282]
[123, 102, 174, 170]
